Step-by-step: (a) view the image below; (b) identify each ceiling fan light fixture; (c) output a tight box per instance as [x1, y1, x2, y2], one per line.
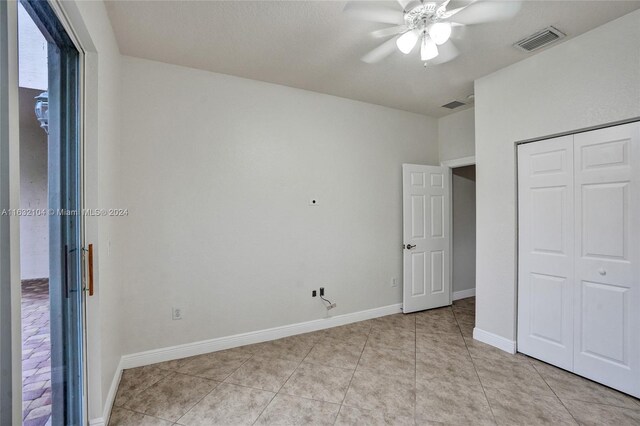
[420, 35, 438, 61]
[396, 29, 420, 54]
[428, 22, 451, 45]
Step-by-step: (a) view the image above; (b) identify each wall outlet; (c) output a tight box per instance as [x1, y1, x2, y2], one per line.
[309, 198, 319, 206]
[319, 287, 325, 296]
[172, 307, 183, 320]
[312, 290, 317, 297]
[391, 277, 398, 287]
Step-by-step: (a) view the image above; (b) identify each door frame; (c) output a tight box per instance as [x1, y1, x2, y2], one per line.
[440, 156, 476, 303]
[2, 0, 105, 422]
[0, 1, 22, 423]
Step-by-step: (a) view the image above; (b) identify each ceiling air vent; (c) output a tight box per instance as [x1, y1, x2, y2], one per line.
[514, 26, 566, 52]
[442, 100, 465, 110]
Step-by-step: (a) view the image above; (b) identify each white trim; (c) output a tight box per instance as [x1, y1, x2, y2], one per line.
[473, 327, 516, 354]
[94, 302, 402, 424]
[440, 156, 476, 168]
[453, 288, 476, 300]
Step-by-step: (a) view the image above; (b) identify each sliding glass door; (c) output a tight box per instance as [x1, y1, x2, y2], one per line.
[21, 1, 84, 423]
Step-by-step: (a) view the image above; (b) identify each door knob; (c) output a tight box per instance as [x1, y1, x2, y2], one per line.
[406, 244, 416, 250]
[598, 267, 606, 276]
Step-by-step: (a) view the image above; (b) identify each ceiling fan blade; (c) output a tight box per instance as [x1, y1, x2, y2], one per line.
[361, 37, 399, 64]
[343, 3, 404, 25]
[450, 1, 522, 25]
[371, 25, 407, 39]
[429, 40, 460, 65]
[396, 0, 413, 10]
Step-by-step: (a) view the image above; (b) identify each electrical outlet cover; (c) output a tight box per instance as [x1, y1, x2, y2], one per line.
[172, 307, 183, 320]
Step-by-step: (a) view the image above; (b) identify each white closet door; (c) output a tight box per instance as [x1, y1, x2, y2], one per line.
[517, 136, 575, 370]
[573, 122, 640, 397]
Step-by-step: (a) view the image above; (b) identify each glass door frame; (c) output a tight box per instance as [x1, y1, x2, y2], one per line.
[20, 0, 88, 423]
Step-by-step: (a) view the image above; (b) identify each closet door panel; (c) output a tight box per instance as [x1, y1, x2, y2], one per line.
[517, 136, 574, 370]
[573, 122, 640, 398]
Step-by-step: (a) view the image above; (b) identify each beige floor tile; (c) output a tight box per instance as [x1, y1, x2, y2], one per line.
[113, 366, 171, 407]
[415, 378, 494, 425]
[245, 336, 314, 362]
[255, 394, 340, 425]
[334, 405, 416, 426]
[563, 399, 640, 426]
[280, 362, 353, 404]
[153, 355, 192, 372]
[176, 383, 274, 425]
[464, 337, 530, 365]
[371, 314, 416, 331]
[474, 357, 554, 397]
[484, 386, 577, 425]
[530, 359, 640, 410]
[452, 308, 475, 324]
[416, 347, 480, 387]
[123, 372, 218, 422]
[343, 369, 415, 416]
[453, 297, 475, 311]
[458, 321, 474, 337]
[108, 407, 173, 426]
[224, 356, 299, 392]
[174, 349, 251, 381]
[413, 307, 456, 322]
[320, 323, 370, 345]
[358, 345, 415, 379]
[415, 316, 461, 335]
[304, 337, 364, 370]
[416, 330, 466, 353]
[367, 328, 415, 352]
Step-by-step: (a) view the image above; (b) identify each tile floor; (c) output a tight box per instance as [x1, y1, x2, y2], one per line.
[109, 297, 640, 425]
[21, 278, 52, 426]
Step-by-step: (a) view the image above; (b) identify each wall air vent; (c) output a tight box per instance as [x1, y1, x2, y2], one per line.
[442, 100, 465, 109]
[514, 26, 566, 52]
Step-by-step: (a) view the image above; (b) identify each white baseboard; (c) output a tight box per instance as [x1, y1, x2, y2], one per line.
[473, 327, 516, 354]
[89, 357, 123, 426]
[94, 302, 403, 424]
[452, 288, 475, 301]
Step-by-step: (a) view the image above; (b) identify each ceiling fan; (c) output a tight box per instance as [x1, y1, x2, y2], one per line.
[345, 0, 522, 65]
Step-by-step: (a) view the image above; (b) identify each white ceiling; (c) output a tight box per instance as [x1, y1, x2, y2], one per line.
[104, 0, 640, 117]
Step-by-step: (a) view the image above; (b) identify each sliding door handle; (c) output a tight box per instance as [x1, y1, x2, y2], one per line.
[88, 244, 94, 296]
[64, 244, 69, 298]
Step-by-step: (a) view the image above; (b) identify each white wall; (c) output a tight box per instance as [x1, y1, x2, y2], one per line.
[475, 9, 640, 342]
[118, 56, 439, 355]
[19, 88, 48, 279]
[438, 107, 475, 162]
[452, 166, 475, 294]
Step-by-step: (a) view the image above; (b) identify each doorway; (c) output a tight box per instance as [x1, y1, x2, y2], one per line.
[451, 165, 476, 302]
[18, 0, 85, 424]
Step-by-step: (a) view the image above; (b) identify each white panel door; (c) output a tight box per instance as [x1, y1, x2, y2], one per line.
[573, 122, 640, 397]
[517, 136, 575, 370]
[402, 164, 451, 313]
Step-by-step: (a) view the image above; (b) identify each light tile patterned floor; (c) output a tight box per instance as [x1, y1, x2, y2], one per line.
[109, 297, 640, 425]
[22, 278, 52, 426]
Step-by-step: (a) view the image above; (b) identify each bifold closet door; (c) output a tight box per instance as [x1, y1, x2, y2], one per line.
[517, 136, 575, 370]
[573, 122, 640, 397]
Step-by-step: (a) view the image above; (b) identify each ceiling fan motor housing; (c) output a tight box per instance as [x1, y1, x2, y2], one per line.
[404, 2, 443, 30]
